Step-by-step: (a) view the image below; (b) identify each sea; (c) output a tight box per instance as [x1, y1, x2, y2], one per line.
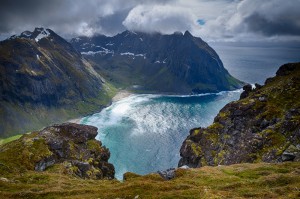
[81, 44, 300, 179]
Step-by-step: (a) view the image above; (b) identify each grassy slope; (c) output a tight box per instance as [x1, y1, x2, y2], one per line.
[0, 162, 299, 198]
[0, 135, 22, 145]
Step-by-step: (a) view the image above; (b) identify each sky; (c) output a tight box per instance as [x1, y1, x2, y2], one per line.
[0, 0, 300, 42]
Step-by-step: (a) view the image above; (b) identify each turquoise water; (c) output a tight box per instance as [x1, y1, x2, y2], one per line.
[81, 91, 241, 179]
[81, 45, 300, 179]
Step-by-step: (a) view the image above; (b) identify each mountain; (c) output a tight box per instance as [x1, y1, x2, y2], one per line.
[0, 28, 116, 137]
[71, 30, 243, 93]
[179, 63, 300, 168]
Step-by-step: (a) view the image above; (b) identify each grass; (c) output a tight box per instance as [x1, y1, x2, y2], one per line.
[0, 162, 299, 198]
[0, 134, 22, 145]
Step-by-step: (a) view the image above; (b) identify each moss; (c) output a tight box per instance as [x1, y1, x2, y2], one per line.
[87, 140, 102, 152]
[123, 172, 142, 181]
[219, 111, 229, 118]
[192, 128, 200, 136]
[216, 150, 226, 165]
[0, 133, 52, 174]
[190, 142, 202, 156]
[200, 157, 208, 166]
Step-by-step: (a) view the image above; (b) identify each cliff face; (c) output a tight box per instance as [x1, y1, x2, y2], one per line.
[0, 123, 115, 179]
[71, 30, 243, 93]
[0, 28, 116, 137]
[179, 63, 300, 168]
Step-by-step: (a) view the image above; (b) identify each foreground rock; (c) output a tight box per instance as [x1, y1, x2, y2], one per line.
[0, 123, 115, 179]
[179, 63, 300, 168]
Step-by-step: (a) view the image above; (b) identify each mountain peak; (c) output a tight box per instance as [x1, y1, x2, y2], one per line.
[7, 27, 52, 42]
[184, 30, 193, 37]
[32, 27, 51, 42]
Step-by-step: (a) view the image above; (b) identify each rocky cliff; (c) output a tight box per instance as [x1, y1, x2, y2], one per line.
[0, 123, 115, 179]
[179, 63, 300, 167]
[0, 28, 116, 137]
[71, 30, 243, 93]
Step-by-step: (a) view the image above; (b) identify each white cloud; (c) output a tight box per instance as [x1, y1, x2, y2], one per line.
[123, 4, 197, 34]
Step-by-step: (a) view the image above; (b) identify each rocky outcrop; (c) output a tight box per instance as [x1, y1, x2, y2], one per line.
[179, 63, 300, 168]
[0, 123, 115, 179]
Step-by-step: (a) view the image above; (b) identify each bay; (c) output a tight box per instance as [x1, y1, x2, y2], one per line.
[81, 44, 300, 179]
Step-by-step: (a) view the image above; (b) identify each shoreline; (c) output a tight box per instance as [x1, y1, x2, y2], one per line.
[68, 90, 133, 124]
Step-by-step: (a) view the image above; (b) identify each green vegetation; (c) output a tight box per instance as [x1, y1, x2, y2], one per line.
[0, 162, 299, 198]
[0, 134, 22, 145]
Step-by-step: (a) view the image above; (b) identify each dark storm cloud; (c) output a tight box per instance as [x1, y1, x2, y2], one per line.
[0, 0, 299, 41]
[245, 12, 300, 36]
[199, 0, 300, 41]
[0, 0, 62, 32]
[95, 8, 131, 36]
[0, 0, 173, 38]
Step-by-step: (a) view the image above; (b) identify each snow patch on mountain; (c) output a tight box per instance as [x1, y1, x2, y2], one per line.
[81, 47, 114, 56]
[35, 28, 50, 42]
[120, 52, 146, 59]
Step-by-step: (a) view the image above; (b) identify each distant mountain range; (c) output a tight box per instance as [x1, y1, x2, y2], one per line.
[71, 30, 243, 93]
[0, 28, 242, 137]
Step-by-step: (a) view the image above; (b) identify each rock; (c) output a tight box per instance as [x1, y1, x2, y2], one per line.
[258, 96, 267, 102]
[282, 153, 296, 162]
[179, 165, 189, 169]
[35, 157, 55, 171]
[157, 168, 176, 180]
[276, 63, 298, 76]
[240, 84, 253, 99]
[281, 145, 300, 162]
[0, 177, 9, 182]
[255, 83, 263, 90]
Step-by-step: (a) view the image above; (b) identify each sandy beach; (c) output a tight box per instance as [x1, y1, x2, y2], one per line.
[112, 90, 132, 102]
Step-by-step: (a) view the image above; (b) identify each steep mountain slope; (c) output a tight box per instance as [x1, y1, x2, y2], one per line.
[0, 28, 116, 137]
[71, 30, 243, 93]
[179, 63, 300, 168]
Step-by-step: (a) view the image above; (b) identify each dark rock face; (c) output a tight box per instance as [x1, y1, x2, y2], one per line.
[71, 30, 243, 94]
[179, 63, 300, 168]
[33, 123, 115, 179]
